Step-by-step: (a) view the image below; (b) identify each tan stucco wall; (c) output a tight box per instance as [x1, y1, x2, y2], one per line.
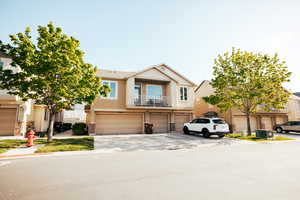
[94, 79, 126, 109]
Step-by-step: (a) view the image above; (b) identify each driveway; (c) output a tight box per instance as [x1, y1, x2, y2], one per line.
[94, 133, 239, 152]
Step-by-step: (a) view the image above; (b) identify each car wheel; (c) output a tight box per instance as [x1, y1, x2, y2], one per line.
[203, 129, 210, 138]
[218, 134, 225, 138]
[183, 126, 190, 134]
[276, 127, 283, 133]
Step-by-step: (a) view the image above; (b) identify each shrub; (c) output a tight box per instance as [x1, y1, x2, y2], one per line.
[72, 123, 88, 135]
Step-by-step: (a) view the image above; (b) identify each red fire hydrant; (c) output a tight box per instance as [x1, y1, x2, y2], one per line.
[25, 129, 36, 147]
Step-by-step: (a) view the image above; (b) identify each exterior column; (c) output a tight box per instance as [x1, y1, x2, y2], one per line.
[170, 111, 175, 132]
[87, 104, 96, 135]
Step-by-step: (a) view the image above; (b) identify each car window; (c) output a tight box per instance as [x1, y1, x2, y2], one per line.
[212, 119, 226, 124]
[190, 119, 198, 123]
[291, 121, 300, 126]
[283, 122, 291, 126]
[198, 118, 210, 124]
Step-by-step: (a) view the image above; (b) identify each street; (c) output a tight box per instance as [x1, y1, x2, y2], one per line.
[1, 137, 300, 200]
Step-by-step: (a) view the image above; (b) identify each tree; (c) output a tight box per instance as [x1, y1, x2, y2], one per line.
[0, 22, 110, 141]
[203, 48, 291, 136]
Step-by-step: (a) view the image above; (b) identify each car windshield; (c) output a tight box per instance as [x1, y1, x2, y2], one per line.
[212, 119, 226, 124]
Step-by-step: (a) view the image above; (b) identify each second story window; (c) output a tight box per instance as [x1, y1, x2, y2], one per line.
[102, 80, 118, 99]
[180, 87, 188, 101]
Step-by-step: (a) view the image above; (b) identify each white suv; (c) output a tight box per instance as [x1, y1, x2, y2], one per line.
[183, 118, 229, 138]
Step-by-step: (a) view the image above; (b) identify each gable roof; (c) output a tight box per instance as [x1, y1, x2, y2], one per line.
[96, 64, 197, 86]
[96, 69, 135, 79]
[195, 80, 210, 93]
[126, 65, 178, 83]
[127, 64, 196, 86]
[159, 64, 197, 86]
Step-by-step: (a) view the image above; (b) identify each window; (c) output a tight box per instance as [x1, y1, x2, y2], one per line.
[191, 119, 198, 123]
[0, 61, 4, 67]
[102, 80, 118, 99]
[180, 87, 188, 101]
[291, 121, 300, 126]
[213, 119, 226, 124]
[198, 118, 210, 124]
[147, 85, 162, 99]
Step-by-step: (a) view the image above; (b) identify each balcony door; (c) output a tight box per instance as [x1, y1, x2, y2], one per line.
[147, 85, 163, 106]
[134, 83, 141, 105]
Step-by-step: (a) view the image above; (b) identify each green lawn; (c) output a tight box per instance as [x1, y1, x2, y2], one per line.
[35, 137, 94, 153]
[226, 133, 293, 141]
[0, 139, 26, 154]
[0, 137, 94, 154]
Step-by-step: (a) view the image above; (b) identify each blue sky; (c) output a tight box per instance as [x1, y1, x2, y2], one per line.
[1, 0, 300, 92]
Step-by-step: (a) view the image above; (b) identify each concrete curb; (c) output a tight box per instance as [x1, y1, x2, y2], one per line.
[0, 152, 52, 159]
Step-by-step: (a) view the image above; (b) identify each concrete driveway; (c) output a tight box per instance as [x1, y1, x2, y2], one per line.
[94, 133, 239, 152]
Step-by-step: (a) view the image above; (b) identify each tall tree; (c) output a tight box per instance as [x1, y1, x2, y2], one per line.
[0, 22, 109, 141]
[203, 48, 291, 135]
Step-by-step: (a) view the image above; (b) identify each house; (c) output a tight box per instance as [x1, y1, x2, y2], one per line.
[194, 80, 300, 132]
[63, 104, 86, 123]
[0, 52, 63, 136]
[85, 64, 197, 135]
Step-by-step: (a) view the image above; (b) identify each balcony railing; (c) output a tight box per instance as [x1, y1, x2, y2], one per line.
[133, 95, 170, 107]
[257, 105, 288, 113]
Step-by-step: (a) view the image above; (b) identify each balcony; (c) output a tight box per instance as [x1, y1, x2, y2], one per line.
[133, 95, 170, 107]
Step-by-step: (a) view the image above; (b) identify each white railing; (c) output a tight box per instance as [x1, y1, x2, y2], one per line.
[133, 95, 170, 107]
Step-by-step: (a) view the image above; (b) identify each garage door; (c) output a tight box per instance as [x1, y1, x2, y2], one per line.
[175, 114, 190, 132]
[0, 108, 17, 136]
[95, 113, 143, 135]
[261, 117, 272, 130]
[232, 116, 257, 132]
[150, 113, 168, 133]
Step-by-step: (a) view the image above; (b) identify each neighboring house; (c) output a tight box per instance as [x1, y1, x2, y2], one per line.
[85, 64, 197, 135]
[0, 52, 62, 136]
[195, 80, 293, 132]
[63, 104, 86, 123]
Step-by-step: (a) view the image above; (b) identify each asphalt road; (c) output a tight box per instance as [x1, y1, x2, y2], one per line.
[1, 137, 300, 200]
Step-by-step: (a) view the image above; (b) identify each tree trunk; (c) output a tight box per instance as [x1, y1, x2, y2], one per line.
[47, 111, 55, 142]
[246, 112, 252, 136]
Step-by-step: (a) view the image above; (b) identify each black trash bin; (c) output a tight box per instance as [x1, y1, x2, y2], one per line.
[255, 129, 274, 139]
[144, 123, 153, 134]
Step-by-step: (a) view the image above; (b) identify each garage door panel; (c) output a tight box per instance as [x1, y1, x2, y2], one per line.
[175, 114, 190, 132]
[262, 117, 272, 130]
[0, 108, 17, 136]
[95, 113, 142, 135]
[232, 116, 257, 132]
[150, 113, 168, 133]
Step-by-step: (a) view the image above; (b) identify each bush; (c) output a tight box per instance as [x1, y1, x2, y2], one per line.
[72, 123, 88, 135]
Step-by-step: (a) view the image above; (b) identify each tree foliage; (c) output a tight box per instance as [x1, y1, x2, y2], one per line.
[204, 48, 291, 135]
[0, 22, 110, 140]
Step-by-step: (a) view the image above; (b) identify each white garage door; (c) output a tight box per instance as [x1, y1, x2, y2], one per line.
[95, 113, 143, 135]
[150, 113, 169, 133]
[175, 114, 190, 132]
[0, 108, 17, 136]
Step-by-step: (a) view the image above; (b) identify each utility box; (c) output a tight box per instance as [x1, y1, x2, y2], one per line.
[255, 129, 274, 139]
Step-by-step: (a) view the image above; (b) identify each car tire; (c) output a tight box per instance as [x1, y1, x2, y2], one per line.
[218, 134, 225, 138]
[276, 127, 283, 133]
[183, 126, 190, 134]
[202, 129, 210, 138]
